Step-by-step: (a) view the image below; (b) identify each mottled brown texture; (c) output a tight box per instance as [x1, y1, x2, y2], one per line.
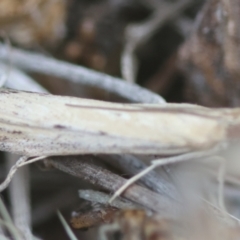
[47, 156, 180, 217]
[71, 204, 119, 229]
[179, 0, 240, 107]
[99, 209, 178, 240]
[0, 0, 66, 47]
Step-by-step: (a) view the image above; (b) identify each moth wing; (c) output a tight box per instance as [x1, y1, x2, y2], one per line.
[0, 89, 225, 156]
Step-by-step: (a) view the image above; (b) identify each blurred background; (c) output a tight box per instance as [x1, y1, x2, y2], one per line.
[1, 0, 240, 239]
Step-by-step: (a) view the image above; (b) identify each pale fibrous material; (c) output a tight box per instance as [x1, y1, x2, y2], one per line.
[1, 88, 240, 239]
[0, 88, 239, 157]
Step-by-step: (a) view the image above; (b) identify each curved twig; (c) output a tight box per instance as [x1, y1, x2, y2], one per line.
[0, 43, 165, 104]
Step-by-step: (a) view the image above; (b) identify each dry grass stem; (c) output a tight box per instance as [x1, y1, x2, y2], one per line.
[0, 43, 165, 104]
[48, 156, 180, 217]
[78, 190, 140, 209]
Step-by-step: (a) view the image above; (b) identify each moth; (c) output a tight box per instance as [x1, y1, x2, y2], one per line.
[0, 88, 240, 200]
[0, 88, 238, 157]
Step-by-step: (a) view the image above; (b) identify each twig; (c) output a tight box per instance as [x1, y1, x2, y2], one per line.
[0, 63, 8, 88]
[0, 198, 23, 240]
[57, 211, 78, 240]
[121, 0, 194, 82]
[0, 43, 165, 104]
[0, 63, 47, 93]
[0, 38, 11, 88]
[100, 154, 178, 200]
[7, 154, 32, 240]
[0, 234, 10, 240]
[109, 148, 219, 203]
[48, 156, 180, 218]
[78, 190, 140, 209]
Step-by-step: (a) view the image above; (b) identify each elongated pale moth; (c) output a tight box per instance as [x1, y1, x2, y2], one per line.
[0, 88, 239, 158]
[2, 88, 240, 208]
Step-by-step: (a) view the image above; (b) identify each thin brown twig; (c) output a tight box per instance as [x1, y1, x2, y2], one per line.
[48, 156, 181, 218]
[78, 190, 140, 209]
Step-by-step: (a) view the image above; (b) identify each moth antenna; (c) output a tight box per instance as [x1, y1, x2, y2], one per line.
[202, 197, 240, 224]
[109, 164, 156, 203]
[109, 149, 218, 203]
[0, 155, 47, 192]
